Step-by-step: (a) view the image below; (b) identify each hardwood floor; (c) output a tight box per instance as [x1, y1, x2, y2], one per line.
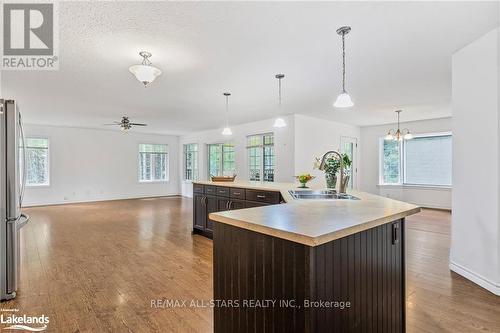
[2, 198, 499, 332]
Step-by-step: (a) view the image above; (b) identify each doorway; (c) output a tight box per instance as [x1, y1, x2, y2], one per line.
[340, 136, 358, 189]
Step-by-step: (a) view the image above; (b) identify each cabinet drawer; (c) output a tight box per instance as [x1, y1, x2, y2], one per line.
[229, 199, 246, 210]
[245, 189, 280, 204]
[193, 184, 204, 194]
[230, 188, 246, 200]
[205, 186, 217, 195]
[245, 201, 270, 208]
[216, 186, 230, 197]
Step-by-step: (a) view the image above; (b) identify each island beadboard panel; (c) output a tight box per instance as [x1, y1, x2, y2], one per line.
[213, 219, 405, 333]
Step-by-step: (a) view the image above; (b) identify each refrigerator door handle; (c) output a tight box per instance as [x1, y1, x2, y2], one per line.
[19, 112, 27, 208]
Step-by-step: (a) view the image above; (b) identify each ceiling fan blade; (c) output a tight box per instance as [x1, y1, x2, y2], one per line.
[130, 123, 148, 126]
[103, 123, 120, 126]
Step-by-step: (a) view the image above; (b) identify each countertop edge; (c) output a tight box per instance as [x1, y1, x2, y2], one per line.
[209, 207, 421, 247]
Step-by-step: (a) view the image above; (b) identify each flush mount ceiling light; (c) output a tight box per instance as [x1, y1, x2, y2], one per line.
[385, 110, 413, 141]
[222, 92, 233, 136]
[273, 74, 287, 128]
[333, 26, 354, 109]
[129, 51, 162, 87]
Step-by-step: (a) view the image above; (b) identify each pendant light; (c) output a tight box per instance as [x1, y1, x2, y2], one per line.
[129, 51, 162, 87]
[333, 26, 354, 108]
[385, 110, 413, 141]
[273, 74, 287, 128]
[222, 92, 232, 136]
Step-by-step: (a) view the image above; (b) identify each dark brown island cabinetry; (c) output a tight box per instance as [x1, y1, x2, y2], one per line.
[192, 183, 282, 238]
[212, 219, 406, 333]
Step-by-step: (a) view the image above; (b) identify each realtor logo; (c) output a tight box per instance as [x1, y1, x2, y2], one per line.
[2, 2, 59, 70]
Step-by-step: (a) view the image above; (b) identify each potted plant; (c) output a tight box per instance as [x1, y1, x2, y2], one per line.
[314, 154, 352, 189]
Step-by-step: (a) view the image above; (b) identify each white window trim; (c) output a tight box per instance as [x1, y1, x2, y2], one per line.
[378, 131, 452, 188]
[207, 142, 235, 178]
[138, 143, 169, 183]
[25, 136, 50, 188]
[183, 143, 199, 182]
[246, 132, 275, 182]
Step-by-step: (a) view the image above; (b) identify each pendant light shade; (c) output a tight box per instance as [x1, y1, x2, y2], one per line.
[273, 117, 287, 128]
[222, 92, 232, 136]
[221, 127, 233, 136]
[334, 92, 354, 108]
[333, 26, 354, 109]
[129, 51, 162, 87]
[273, 74, 287, 128]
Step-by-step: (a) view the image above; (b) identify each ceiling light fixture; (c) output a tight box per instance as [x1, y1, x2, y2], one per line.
[222, 92, 233, 136]
[385, 110, 413, 141]
[333, 26, 354, 109]
[273, 74, 287, 128]
[129, 51, 162, 87]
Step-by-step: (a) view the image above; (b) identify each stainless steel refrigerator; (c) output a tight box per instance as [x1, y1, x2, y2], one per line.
[0, 99, 29, 301]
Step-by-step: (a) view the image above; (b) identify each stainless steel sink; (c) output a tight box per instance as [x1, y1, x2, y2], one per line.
[289, 190, 360, 200]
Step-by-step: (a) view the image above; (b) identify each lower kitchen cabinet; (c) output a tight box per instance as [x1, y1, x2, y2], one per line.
[193, 194, 218, 236]
[192, 184, 282, 238]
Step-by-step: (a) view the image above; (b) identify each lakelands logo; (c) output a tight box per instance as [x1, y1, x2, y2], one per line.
[0, 309, 49, 331]
[1, 2, 59, 70]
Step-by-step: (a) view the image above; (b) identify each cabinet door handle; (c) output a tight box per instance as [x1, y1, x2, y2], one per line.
[256, 195, 266, 199]
[392, 223, 400, 245]
[204, 196, 208, 206]
[233, 192, 241, 195]
[229, 201, 233, 210]
[200, 196, 205, 207]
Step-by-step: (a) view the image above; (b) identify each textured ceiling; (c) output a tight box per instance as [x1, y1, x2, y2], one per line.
[2, 1, 498, 134]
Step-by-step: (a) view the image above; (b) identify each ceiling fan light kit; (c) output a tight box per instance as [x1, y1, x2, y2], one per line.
[333, 26, 354, 109]
[104, 116, 147, 132]
[129, 51, 162, 87]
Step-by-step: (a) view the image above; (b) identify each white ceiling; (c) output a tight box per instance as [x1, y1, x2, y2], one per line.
[2, 1, 498, 134]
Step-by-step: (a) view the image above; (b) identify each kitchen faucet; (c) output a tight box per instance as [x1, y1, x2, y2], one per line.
[319, 150, 347, 194]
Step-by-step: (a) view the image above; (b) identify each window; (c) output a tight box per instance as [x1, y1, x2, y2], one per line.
[247, 133, 275, 182]
[183, 144, 198, 181]
[24, 138, 49, 186]
[138, 144, 168, 182]
[404, 135, 452, 186]
[381, 139, 401, 184]
[379, 133, 452, 187]
[208, 143, 235, 177]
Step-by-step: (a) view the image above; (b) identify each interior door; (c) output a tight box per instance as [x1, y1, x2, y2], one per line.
[340, 136, 358, 189]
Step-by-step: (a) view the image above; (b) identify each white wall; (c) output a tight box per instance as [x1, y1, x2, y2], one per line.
[23, 124, 180, 206]
[450, 28, 500, 295]
[179, 116, 295, 197]
[294, 114, 361, 188]
[359, 117, 452, 209]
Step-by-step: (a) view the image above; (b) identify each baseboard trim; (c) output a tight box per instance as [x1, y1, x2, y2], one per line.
[22, 194, 182, 208]
[449, 260, 500, 296]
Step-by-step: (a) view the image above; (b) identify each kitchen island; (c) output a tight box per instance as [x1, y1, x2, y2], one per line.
[192, 181, 420, 333]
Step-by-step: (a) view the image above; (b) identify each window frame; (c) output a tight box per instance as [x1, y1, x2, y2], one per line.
[379, 131, 452, 188]
[24, 136, 50, 188]
[207, 142, 236, 178]
[183, 143, 198, 182]
[246, 132, 275, 182]
[137, 143, 169, 183]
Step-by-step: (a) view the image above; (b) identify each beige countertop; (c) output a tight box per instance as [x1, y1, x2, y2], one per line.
[194, 181, 420, 247]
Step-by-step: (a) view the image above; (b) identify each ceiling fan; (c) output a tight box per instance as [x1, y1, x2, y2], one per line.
[104, 116, 147, 131]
